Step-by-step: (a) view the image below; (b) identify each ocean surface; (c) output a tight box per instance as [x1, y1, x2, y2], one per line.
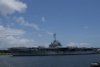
[0, 54, 100, 67]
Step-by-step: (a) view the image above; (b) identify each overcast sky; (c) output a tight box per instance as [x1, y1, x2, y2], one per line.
[0, 0, 100, 49]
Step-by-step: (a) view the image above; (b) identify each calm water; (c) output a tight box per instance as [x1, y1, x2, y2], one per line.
[0, 54, 100, 67]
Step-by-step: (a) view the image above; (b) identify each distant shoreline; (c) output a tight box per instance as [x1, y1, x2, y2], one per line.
[0, 53, 10, 55]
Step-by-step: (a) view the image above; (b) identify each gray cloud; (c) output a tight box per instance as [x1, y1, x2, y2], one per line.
[41, 16, 45, 22]
[0, 25, 36, 49]
[16, 17, 40, 31]
[0, 0, 27, 16]
[67, 42, 90, 47]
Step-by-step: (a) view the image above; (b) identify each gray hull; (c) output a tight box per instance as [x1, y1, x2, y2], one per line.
[11, 51, 100, 56]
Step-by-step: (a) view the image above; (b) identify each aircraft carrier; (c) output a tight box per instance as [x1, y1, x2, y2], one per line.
[9, 34, 100, 56]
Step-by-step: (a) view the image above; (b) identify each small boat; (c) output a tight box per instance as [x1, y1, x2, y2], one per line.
[90, 62, 100, 67]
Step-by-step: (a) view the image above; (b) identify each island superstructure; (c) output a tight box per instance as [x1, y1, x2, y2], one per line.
[9, 34, 100, 56]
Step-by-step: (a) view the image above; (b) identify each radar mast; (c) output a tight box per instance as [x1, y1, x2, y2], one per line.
[53, 33, 56, 41]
